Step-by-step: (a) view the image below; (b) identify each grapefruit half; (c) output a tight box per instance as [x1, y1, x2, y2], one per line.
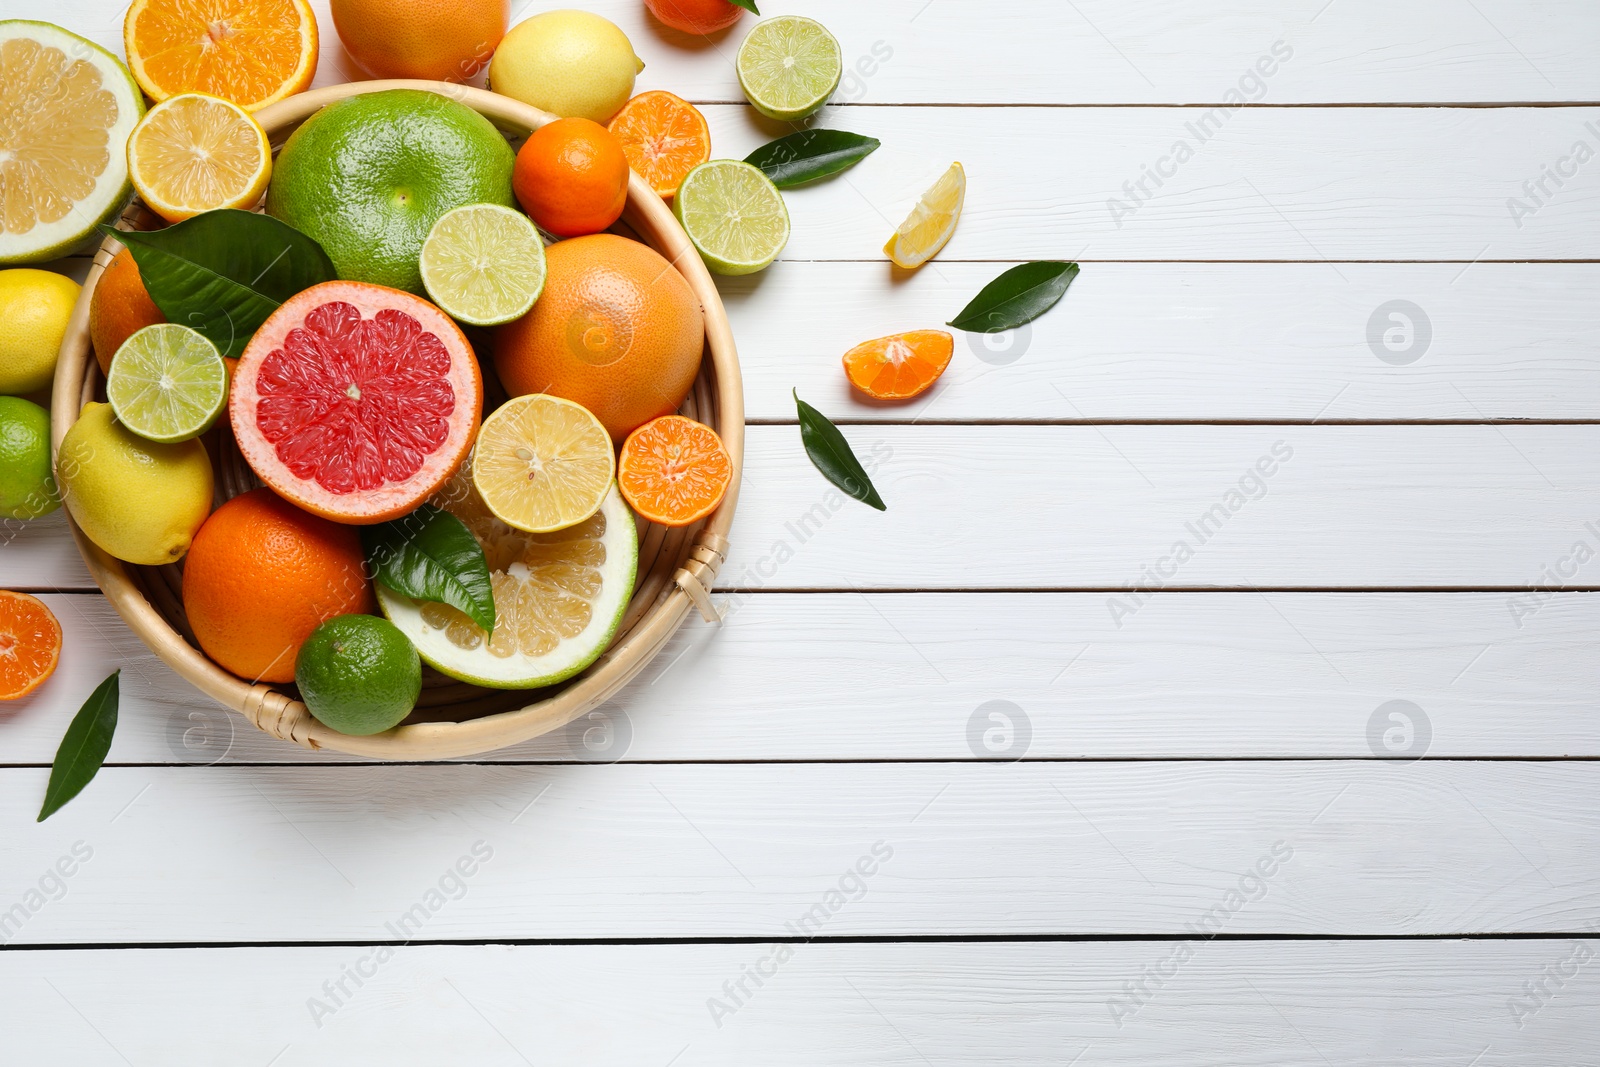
[231, 281, 482, 524]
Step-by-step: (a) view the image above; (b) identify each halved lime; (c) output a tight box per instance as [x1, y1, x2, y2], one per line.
[106, 324, 228, 443]
[377, 473, 639, 690]
[420, 204, 547, 327]
[673, 160, 791, 276]
[736, 16, 843, 122]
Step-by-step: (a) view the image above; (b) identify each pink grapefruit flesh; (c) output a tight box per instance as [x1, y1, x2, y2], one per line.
[230, 281, 482, 524]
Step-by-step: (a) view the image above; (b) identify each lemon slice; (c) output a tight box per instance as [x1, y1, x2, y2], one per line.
[884, 162, 966, 269]
[0, 21, 143, 264]
[673, 159, 790, 276]
[128, 92, 271, 223]
[473, 394, 615, 533]
[421, 204, 547, 327]
[106, 323, 229, 443]
[736, 16, 842, 122]
[377, 471, 638, 689]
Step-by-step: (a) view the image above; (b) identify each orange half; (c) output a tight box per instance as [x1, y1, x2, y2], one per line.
[124, 0, 319, 112]
[842, 330, 954, 400]
[607, 91, 711, 200]
[0, 591, 62, 700]
[618, 415, 732, 527]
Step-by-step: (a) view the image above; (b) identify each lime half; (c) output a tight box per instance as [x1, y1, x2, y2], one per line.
[421, 204, 548, 327]
[106, 324, 228, 443]
[673, 160, 791, 276]
[736, 16, 843, 122]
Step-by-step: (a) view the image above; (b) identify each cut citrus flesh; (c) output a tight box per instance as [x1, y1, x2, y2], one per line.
[128, 92, 271, 222]
[230, 280, 483, 524]
[0, 21, 143, 264]
[736, 15, 842, 122]
[473, 393, 616, 533]
[673, 159, 790, 276]
[0, 590, 61, 700]
[842, 330, 954, 400]
[421, 204, 546, 327]
[107, 323, 229, 442]
[618, 415, 731, 527]
[377, 472, 638, 689]
[884, 161, 965, 269]
[607, 90, 711, 200]
[124, 0, 318, 112]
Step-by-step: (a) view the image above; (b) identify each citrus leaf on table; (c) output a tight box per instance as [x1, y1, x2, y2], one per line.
[745, 130, 880, 188]
[363, 505, 497, 634]
[794, 390, 886, 511]
[38, 671, 119, 822]
[105, 209, 336, 359]
[948, 261, 1080, 333]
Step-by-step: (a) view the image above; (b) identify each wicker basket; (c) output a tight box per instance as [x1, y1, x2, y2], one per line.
[48, 81, 742, 760]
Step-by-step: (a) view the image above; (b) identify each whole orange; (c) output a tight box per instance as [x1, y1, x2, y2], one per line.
[89, 248, 166, 376]
[644, 0, 746, 35]
[494, 234, 704, 442]
[330, 0, 505, 82]
[513, 118, 630, 238]
[183, 488, 376, 684]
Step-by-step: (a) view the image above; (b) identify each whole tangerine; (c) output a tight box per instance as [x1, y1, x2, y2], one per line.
[513, 117, 630, 238]
[494, 233, 704, 443]
[182, 489, 376, 685]
[644, 0, 746, 35]
[89, 248, 166, 376]
[330, 0, 505, 82]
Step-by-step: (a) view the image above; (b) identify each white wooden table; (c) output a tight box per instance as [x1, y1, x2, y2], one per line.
[5, 1, 1600, 1062]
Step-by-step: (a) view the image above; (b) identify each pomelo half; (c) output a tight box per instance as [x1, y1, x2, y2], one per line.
[231, 281, 482, 524]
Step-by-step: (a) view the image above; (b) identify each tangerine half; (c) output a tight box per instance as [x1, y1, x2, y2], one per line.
[842, 330, 954, 400]
[607, 91, 711, 200]
[618, 416, 732, 527]
[0, 591, 61, 700]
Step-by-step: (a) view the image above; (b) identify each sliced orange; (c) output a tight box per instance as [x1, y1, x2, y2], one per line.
[842, 330, 954, 400]
[129, 93, 272, 222]
[617, 416, 732, 527]
[607, 91, 711, 200]
[0, 591, 62, 700]
[124, 0, 319, 112]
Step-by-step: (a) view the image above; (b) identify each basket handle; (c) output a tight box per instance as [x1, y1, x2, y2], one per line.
[673, 530, 730, 624]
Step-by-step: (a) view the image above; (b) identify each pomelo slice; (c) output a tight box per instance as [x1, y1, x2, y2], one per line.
[0, 21, 144, 264]
[377, 472, 638, 689]
[230, 281, 482, 524]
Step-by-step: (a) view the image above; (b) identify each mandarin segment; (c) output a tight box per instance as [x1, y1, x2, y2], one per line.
[842, 329, 954, 400]
[0, 590, 62, 700]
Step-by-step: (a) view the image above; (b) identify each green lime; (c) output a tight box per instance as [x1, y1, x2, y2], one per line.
[266, 89, 516, 295]
[294, 614, 422, 736]
[421, 204, 547, 327]
[736, 16, 843, 122]
[106, 324, 228, 444]
[0, 396, 60, 520]
[673, 160, 791, 276]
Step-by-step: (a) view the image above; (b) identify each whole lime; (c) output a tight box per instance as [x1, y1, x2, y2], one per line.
[265, 89, 516, 294]
[0, 397, 60, 520]
[295, 614, 422, 736]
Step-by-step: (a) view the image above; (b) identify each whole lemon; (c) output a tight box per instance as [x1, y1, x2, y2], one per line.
[0, 269, 82, 394]
[57, 403, 214, 566]
[489, 11, 644, 124]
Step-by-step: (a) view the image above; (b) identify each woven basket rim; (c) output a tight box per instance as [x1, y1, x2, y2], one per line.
[48, 79, 744, 760]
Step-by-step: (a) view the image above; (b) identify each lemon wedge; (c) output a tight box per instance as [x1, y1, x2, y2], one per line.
[884, 161, 965, 269]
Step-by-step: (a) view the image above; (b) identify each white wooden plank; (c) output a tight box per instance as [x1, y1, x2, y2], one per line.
[3, 940, 1593, 1065]
[1, 761, 1595, 941]
[6, 592, 1600, 764]
[10, 426, 1600, 591]
[695, 105, 1600, 261]
[727, 262, 1600, 422]
[1, 511, 90, 590]
[41, 0, 1600, 104]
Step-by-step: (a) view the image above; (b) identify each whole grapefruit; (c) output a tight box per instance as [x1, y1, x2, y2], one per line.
[493, 234, 704, 442]
[231, 280, 482, 524]
[183, 489, 376, 684]
[330, 0, 505, 82]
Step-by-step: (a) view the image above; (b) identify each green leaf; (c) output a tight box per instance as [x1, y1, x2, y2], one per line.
[745, 130, 880, 188]
[948, 261, 1080, 333]
[106, 210, 336, 359]
[38, 671, 119, 822]
[727, 0, 760, 12]
[794, 390, 886, 511]
[363, 505, 497, 634]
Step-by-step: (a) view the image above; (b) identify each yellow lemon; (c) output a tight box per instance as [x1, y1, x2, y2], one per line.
[489, 11, 643, 124]
[0, 269, 81, 394]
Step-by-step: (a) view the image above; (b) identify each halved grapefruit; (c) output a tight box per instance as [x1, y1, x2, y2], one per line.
[230, 281, 482, 524]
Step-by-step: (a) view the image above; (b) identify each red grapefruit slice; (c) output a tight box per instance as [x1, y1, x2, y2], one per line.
[230, 281, 482, 524]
